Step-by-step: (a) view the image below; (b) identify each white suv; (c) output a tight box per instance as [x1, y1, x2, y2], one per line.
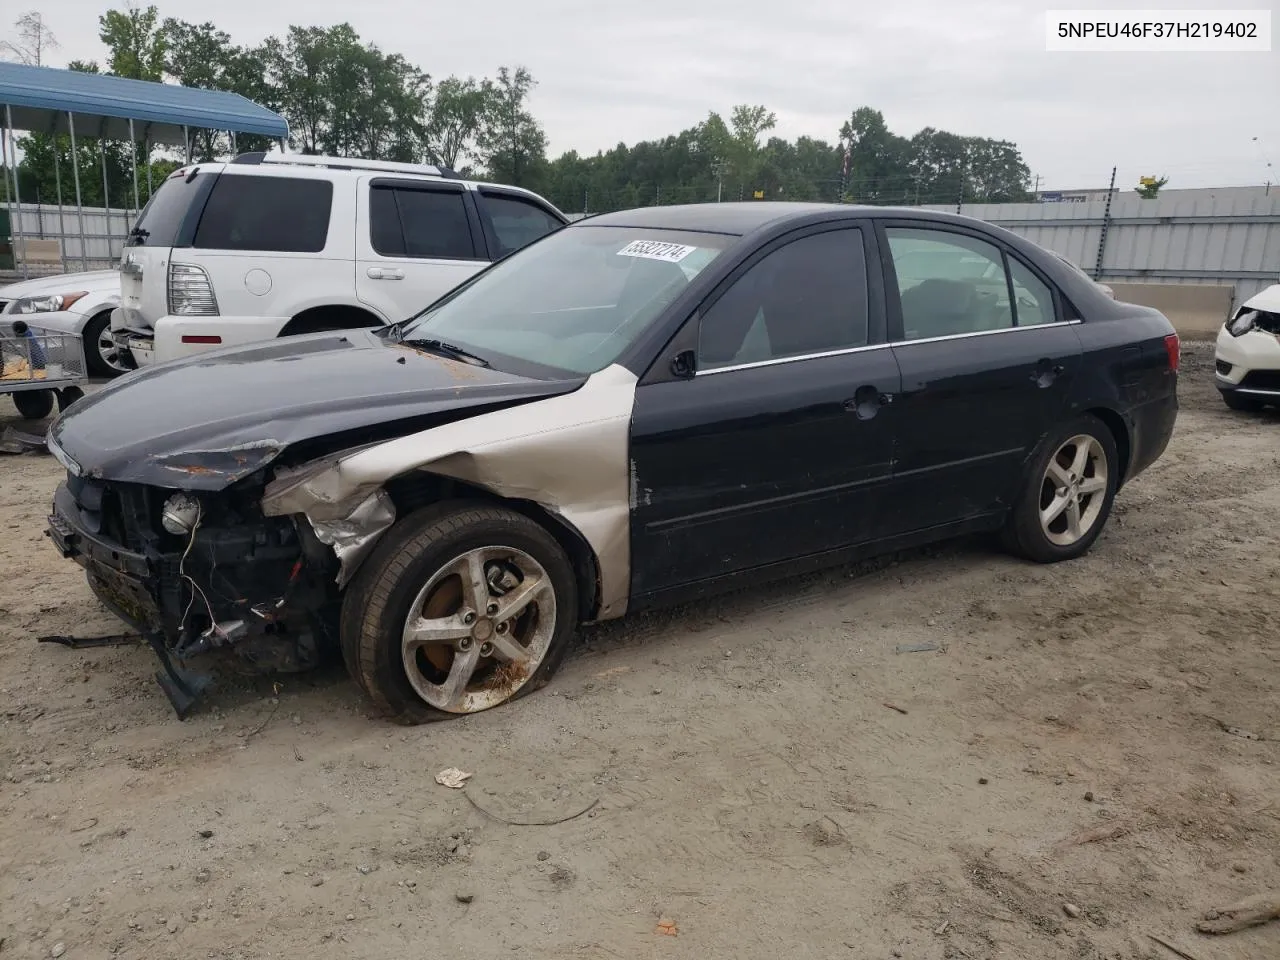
[111, 153, 568, 365]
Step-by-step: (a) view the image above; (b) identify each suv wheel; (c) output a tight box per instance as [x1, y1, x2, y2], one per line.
[1002, 415, 1119, 563]
[340, 502, 578, 724]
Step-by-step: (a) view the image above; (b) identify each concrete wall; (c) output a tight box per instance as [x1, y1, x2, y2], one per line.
[1110, 282, 1233, 339]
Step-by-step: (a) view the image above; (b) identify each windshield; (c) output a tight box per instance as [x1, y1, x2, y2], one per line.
[399, 225, 732, 375]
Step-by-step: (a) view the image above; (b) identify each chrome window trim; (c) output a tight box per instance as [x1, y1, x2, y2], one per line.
[693, 318, 1083, 377]
[892, 318, 1083, 348]
[695, 342, 888, 377]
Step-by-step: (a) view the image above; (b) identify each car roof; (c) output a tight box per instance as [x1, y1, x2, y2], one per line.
[575, 202, 1009, 237]
[577, 202, 860, 235]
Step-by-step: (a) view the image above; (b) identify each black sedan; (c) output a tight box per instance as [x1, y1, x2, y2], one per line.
[45, 203, 1179, 721]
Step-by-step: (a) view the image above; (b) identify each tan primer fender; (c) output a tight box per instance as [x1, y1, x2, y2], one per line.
[260, 364, 639, 620]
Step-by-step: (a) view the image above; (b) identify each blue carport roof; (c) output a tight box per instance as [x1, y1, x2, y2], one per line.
[0, 62, 288, 145]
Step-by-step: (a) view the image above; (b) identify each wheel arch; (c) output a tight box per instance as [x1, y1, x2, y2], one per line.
[381, 470, 603, 623]
[279, 303, 386, 337]
[1081, 405, 1132, 486]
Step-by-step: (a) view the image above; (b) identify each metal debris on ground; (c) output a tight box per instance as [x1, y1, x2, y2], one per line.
[895, 642, 940, 654]
[0, 426, 48, 455]
[435, 768, 473, 789]
[38, 633, 139, 649]
[1196, 892, 1280, 934]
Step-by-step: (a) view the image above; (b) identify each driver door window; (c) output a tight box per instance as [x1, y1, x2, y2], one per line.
[697, 229, 869, 371]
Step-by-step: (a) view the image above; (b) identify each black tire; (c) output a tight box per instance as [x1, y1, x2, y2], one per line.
[82, 311, 130, 378]
[1221, 390, 1263, 413]
[12, 389, 55, 420]
[56, 386, 85, 411]
[1002, 414, 1119, 563]
[339, 501, 579, 724]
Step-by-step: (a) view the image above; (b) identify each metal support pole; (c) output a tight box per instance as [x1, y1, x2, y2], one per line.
[145, 131, 152, 198]
[52, 120, 66, 273]
[68, 111, 88, 271]
[1093, 166, 1117, 281]
[183, 126, 191, 164]
[4, 105, 29, 279]
[128, 119, 140, 235]
[230, 131, 237, 156]
[99, 123, 112, 260]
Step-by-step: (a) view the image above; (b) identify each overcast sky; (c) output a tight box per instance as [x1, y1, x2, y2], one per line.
[17, 0, 1280, 191]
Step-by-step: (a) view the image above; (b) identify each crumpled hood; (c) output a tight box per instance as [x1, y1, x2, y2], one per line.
[1241, 283, 1280, 315]
[0, 269, 120, 302]
[49, 329, 581, 490]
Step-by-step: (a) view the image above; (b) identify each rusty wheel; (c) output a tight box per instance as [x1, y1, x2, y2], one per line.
[401, 546, 557, 713]
[340, 502, 578, 724]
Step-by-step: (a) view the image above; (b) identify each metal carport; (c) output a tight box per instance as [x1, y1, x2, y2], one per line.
[0, 62, 289, 276]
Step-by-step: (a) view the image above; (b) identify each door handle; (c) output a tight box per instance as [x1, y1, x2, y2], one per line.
[367, 267, 405, 280]
[1031, 358, 1065, 388]
[844, 386, 893, 420]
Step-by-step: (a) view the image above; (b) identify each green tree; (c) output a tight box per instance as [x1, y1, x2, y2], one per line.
[1135, 176, 1168, 199]
[99, 3, 166, 81]
[477, 67, 547, 189]
[425, 76, 495, 171]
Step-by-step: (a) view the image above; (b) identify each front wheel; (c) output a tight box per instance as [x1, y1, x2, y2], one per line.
[1221, 390, 1263, 413]
[1002, 415, 1119, 563]
[340, 502, 578, 724]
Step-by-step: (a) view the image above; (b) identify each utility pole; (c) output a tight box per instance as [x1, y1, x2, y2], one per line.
[955, 164, 964, 214]
[1093, 166, 1117, 280]
[1033, 173, 1041, 196]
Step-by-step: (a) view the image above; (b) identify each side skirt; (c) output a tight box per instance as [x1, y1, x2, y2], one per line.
[627, 513, 1006, 614]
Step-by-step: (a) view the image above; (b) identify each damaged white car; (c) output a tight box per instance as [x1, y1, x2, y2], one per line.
[1215, 283, 1280, 411]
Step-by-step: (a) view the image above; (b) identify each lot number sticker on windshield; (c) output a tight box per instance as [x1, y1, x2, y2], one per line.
[617, 240, 698, 263]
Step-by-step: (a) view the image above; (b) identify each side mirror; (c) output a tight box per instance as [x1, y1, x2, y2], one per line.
[670, 349, 696, 379]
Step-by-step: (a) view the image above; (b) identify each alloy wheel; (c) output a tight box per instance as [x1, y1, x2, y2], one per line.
[401, 546, 556, 713]
[1039, 434, 1108, 547]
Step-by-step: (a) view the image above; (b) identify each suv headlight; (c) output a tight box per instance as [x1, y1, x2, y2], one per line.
[12, 291, 88, 314]
[168, 263, 220, 316]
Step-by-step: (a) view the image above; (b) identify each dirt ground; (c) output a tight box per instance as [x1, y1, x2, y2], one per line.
[1, 341, 1277, 960]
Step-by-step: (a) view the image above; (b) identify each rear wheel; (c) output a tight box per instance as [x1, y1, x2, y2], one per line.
[1002, 415, 1118, 563]
[1221, 390, 1263, 413]
[83, 311, 131, 377]
[340, 502, 578, 724]
[12, 389, 55, 420]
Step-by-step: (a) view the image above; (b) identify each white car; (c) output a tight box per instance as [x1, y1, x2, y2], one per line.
[111, 153, 568, 366]
[1215, 283, 1280, 411]
[0, 270, 129, 376]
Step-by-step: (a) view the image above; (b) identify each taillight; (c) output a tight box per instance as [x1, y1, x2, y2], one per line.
[168, 263, 219, 316]
[1164, 333, 1180, 372]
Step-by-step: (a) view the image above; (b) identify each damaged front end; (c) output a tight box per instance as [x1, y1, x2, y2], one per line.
[48, 467, 344, 717]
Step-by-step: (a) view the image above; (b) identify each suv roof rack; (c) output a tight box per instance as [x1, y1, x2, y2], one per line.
[230, 152, 460, 179]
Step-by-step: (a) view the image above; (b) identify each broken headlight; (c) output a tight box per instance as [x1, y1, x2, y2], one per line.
[161, 493, 202, 535]
[1228, 310, 1257, 337]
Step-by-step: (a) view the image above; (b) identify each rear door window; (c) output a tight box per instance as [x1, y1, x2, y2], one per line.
[885, 228, 1014, 340]
[479, 193, 564, 258]
[369, 185, 477, 260]
[193, 175, 333, 252]
[127, 171, 207, 247]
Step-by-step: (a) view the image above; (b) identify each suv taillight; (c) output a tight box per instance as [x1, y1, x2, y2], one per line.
[168, 263, 219, 316]
[1164, 333, 1180, 372]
